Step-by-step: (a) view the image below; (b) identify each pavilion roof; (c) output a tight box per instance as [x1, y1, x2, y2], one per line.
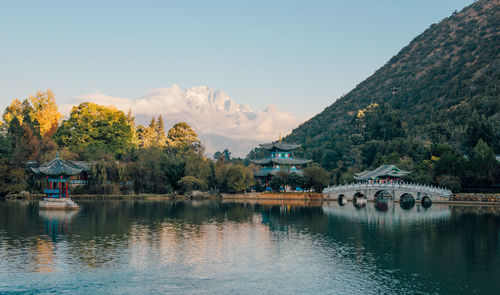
[254, 170, 304, 177]
[354, 165, 410, 180]
[31, 154, 85, 177]
[250, 158, 312, 165]
[260, 142, 301, 151]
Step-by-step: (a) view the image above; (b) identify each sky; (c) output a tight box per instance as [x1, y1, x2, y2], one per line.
[0, 0, 474, 120]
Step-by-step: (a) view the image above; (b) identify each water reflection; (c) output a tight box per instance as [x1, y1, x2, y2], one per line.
[32, 237, 55, 273]
[0, 200, 499, 294]
[322, 200, 452, 225]
[39, 210, 78, 241]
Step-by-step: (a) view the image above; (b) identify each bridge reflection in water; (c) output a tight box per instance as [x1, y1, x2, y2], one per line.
[322, 201, 452, 226]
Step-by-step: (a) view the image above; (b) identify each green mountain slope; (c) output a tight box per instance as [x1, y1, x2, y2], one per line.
[284, 0, 500, 189]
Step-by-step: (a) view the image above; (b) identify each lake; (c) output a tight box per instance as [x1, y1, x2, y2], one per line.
[0, 199, 499, 294]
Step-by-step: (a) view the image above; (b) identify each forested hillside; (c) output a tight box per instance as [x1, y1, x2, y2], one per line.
[284, 0, 500, 190]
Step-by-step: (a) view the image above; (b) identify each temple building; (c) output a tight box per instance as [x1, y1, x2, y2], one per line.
[250, 142, 312, 188]
[31, 153, 86, 209]
[354, 165, 410, 183]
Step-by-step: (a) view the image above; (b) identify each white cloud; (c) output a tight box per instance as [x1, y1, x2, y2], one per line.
[62, 85, 303, 156]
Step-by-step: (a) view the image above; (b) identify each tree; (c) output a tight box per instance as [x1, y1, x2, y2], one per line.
[0, 132, 13, 159]
[147, 117, 158, 146]
[303, 165, 330, 192]
[214, 149, 231, 161]
[2, 99, 25, 125]
[269, 176, 283, 192]
[213, 151, 222, 160]
[167, 122, 201, 150]
[214, 157, 227, 190]
[213, 158, 253, 193]
[467, 139, 496, 187]
[285, 173, 305, 190]
[437, 175, 462, 193]
[29, 90, 61, 136]
[155, 115, 167, 148]
[224, 164, 253, 193]
[126, 108, 138, 147]
[179, 176, 205, 193]
[136, 124, 155, 148]
[127, 147, 173, 194]
[0, 158, 26, 196]
[464, 112, 497, 154]
[434, 148, 465, 177]
[54, 103, 133, 158]
[183, 149, 210, 190]
[222, 149, 231, 160]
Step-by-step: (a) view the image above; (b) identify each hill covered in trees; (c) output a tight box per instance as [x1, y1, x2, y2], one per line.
[284, 0, 500, 190]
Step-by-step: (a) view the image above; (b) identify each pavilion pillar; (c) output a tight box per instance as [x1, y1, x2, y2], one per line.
[59, 176, 62, 198]
[65, 180, 69, 198]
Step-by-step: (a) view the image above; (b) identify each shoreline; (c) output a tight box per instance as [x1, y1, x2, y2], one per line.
[3, 192, 500, 206]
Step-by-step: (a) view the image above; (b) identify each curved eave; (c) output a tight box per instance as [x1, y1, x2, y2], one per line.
[250, 159, 271, 165]
[259, 142, 302, 151]
[250, 158, 312, 165]
[254, 170, 305, 177]
[32, 158, 84, 176]
[270, 158, 312, 165]
[354, 167, 411, 180]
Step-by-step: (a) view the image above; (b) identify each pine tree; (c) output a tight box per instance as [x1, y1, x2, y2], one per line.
[156, 115, 167, 148]
[126, 108, 138, 147]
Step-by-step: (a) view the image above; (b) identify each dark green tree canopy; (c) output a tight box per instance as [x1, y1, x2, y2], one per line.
[54, 103, 133, 158]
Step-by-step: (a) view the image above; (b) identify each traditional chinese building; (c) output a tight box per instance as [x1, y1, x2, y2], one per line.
[250, 142, 312, 188]
[354, 165, 410, 183]
[31, 153, 85, 209]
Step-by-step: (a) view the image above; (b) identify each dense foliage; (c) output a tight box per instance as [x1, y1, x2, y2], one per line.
[0, 94, 255, 196]
[54, 103, 133, 158]
[284, 0, 500, 190]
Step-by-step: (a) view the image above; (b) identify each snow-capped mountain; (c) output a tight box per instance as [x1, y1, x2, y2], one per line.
[63, 85, 303, 157]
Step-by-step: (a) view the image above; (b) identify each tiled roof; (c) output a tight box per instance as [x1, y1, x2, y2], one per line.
[250, 159, 272, 165]
[354, 165, 410, 180]
[31, 154, 85, 176]
[250, 158, 312, 165]
[260, 142, 301, 151]
[254, 170, 304, 177]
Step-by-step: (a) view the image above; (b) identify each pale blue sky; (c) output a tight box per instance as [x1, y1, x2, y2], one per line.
[0, 0, 473, 119]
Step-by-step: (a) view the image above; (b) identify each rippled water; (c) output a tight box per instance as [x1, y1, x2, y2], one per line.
[0, 199, 499, 294]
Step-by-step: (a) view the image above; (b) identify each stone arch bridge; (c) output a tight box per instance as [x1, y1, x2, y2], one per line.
[323, 182, 452, 206]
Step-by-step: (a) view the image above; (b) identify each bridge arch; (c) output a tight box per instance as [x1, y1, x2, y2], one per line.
[400, 193, 415, 210]
[353, 192, 367, 208]
[338, 194, 347, 206]
[421, 196, 432, 208]
[353, 192, 366, 200]
[374, 190, 392, 199]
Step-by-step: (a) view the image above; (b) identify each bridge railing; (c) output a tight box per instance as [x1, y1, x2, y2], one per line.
[323, 181, 452, 197]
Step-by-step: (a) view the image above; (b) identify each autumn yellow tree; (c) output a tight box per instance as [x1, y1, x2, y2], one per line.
[2, 99, 25, 125]
[29, 90, 61, 136]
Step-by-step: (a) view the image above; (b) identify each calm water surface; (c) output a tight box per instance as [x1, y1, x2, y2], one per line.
[0, 199, 499, 294]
